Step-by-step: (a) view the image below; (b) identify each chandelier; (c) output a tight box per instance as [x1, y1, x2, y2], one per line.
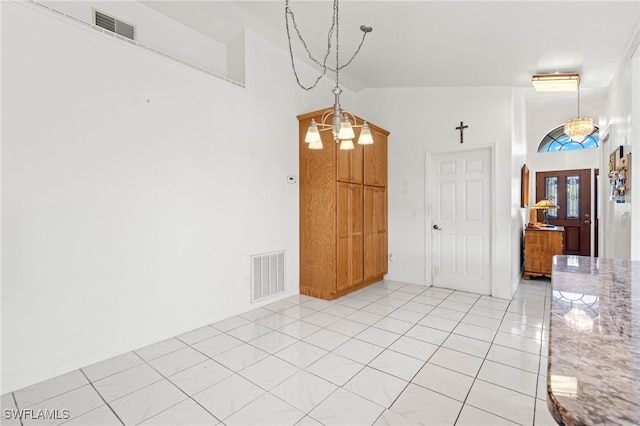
[564, 80, 594, 141]
[285, 0, 373, 150]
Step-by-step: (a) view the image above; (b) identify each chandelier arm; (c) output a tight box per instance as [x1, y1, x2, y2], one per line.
[341, 110, 357, 124]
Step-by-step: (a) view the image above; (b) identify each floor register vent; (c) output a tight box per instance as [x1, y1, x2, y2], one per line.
[251, 251, 285, 303]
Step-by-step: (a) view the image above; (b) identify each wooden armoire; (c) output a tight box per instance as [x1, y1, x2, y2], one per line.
[298, 108, 390, 300]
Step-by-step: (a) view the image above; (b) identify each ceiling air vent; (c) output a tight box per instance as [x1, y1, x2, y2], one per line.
[95, 10, 135, 40]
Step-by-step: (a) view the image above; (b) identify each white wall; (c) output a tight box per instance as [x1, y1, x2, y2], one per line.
[1, 1, 332, 392]
[355, 87, 517, 299]
[46, 0, 228, 77]
[525, 88, 602, 174]
[511, 89, 528, 294]
[600, 41, 640, 260]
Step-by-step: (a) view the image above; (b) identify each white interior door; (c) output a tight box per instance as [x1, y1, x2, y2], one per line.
[430, 148, 491, 294]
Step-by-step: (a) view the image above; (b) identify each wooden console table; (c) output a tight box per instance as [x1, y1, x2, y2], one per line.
[524, 226, 564, 279]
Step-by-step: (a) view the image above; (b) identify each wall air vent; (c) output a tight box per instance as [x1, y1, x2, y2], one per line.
[251, 251, 285, 303]
[94, 10, 135, 40]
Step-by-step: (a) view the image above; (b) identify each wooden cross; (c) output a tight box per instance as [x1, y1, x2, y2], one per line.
[455, 121, 468, 144]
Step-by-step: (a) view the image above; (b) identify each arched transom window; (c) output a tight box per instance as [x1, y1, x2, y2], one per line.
[537, 125, 599, 152]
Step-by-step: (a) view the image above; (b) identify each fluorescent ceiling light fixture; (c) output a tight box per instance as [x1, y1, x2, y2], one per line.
[532, 73, 579, 92]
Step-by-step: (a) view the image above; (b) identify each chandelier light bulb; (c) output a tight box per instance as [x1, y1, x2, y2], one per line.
[337, 116, 356, 140]
[308, 140, 323, 150]
[357, 122, 374, 145]
[339, 139, 355, 150]
[305, 119, 321, 143]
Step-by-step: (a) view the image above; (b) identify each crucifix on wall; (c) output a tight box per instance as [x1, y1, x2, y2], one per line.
[455, 121, 468, 144]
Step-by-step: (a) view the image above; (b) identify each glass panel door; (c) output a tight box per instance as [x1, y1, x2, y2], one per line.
[536, 169, 591, 256]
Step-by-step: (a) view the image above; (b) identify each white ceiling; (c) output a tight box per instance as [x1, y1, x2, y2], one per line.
[142, 1, 640, 94]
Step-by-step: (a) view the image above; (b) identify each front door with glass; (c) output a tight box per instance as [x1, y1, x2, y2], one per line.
[535, 169, 592, 256]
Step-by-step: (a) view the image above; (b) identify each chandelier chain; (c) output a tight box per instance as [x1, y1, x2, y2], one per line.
[335, 0, 339, 89]
[285, 0, 370, 91]
[577, 87, 581, 117]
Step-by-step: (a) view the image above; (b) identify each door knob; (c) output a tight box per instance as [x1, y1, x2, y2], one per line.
[433, 225, 442, 230]
[584, 220, 591, 225]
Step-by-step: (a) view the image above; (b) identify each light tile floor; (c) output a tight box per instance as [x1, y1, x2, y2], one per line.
[2, 279, 559, 426]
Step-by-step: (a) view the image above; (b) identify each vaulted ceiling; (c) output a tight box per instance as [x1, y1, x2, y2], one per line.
[142, 1, 639, 95]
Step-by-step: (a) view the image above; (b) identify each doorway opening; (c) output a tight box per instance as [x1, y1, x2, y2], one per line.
[535, 169, 593, 256]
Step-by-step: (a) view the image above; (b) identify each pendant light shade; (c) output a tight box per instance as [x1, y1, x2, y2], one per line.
[308, 140, 323, 150]
[305, 119, 321, 144]
[564, 118, 594, 141]
[339, 139, 355, 150]
[337, 116, 356, 140]
[357, 122, 374, 145]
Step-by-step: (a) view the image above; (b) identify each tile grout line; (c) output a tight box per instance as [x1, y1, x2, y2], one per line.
[454, 282, 548, 425]
[129, 347, 223, 425]
[10, 392, 24, 426]
[452, 290, 511, 425]
[78, 369, 125, 426]
[273, 284, 445, 423]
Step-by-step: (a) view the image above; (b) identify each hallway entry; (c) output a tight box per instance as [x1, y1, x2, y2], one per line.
[535, 169, 592, 256]
[429, 148, 492, 294]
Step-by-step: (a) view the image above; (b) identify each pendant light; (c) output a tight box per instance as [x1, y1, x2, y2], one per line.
[285, 0, 374, 150]
[564, 79, 594, 141]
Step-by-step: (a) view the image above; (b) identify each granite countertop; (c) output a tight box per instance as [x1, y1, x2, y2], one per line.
[548, 256, 639, 425]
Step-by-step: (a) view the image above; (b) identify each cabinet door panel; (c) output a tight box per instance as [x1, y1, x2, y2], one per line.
[363, 130, 387, 187]
[337, 182, 363, 291]
[363, 186, 377, 281]
[375, 187, 388, 276]
[525, 231, 546, 272]
[350, 184, 363, 286]
[337, 142, 363, 184]
[364, 186, 387, 280]
[525, 229, 564, 278]
[337, 183, 351, 292]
